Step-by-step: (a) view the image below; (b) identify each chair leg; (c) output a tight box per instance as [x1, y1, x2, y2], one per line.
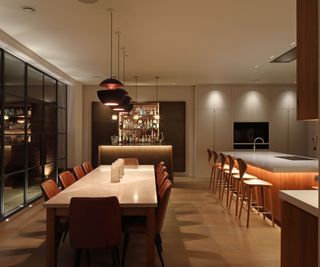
[209, 166, 214, 190]
[156, 233, 163, 252]
[121, 233, 130, 267]
[228, 178, 235, 210]
[268, 187, 275, 227]
[74, 249, 82, 267]
[86, 249, 91, 265]
[235, 181, 241, 216]
[246, 187, 252, 228]
[238, 184, 247, 220]
[112, 247, 119, 267]
[155, 238, 165, 267]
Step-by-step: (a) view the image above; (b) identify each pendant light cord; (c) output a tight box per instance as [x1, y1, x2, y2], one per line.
[107, 9, 113, 77]
[155, 76, 159, 101]
[116, 32, 121, 79]
[122, 47, 127, 87]
[134, 76, 138, 102]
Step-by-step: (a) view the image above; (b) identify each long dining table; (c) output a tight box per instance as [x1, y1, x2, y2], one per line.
[43, 165, 158, 267]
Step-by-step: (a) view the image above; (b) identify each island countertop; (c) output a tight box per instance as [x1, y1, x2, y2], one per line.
[280, 190, 318, 217]
[223, 151, 318, 172]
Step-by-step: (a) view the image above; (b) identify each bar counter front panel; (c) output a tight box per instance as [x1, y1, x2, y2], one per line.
[98, 145, 173, 180]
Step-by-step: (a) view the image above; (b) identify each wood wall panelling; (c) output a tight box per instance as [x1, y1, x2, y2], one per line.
[159, 102, 186, 172]
[281, 201, 318, 267]
[296, 0, 318, 120]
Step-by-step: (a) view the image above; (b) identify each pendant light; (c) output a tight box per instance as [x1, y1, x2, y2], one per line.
[97, 8, 127, 106]
[112, 47, 133, 112]
[133, 76, 139, 120]
[154, 76, 160, 119]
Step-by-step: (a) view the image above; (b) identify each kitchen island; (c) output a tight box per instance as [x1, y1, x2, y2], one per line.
[224, 151, 318, 224]
[98, 145, 173, 180]
[280, 190, 318, 267]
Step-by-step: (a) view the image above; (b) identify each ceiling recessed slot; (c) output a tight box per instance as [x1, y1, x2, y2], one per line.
[270, 47, 296, 63]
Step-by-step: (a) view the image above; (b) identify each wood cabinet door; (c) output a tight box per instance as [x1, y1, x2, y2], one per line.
[159, 102, 186, 172]
[297, 0, 318, 120]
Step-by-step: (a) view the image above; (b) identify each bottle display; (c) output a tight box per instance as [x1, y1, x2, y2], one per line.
[118, 103, 161, 144]
[4, 106, 32, 145]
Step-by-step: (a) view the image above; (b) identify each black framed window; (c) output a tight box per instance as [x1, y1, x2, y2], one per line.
[0, 50, 68, 219]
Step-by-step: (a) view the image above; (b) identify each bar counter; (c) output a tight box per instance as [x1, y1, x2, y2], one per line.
[223, 151, 318, 224]
[280, 190, 318, 267]
[98, 145, 173, 180]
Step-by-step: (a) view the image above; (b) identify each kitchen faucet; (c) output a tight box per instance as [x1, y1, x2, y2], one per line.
[253, 137, 264, 152]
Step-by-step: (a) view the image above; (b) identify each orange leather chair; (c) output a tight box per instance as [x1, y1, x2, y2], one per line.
[121, 179, 172, 267]
[59, 170, 76, 189]
[40, 179, 61, 201]
[69, 197, 121, 267]
[73, 165, 85, 180]
[81, 161, 93, 174]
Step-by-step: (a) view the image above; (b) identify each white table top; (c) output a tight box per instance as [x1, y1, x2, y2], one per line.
[223, 151, 318, 172]
[280, 190, 318, 217]
[43, 165, 157, 208]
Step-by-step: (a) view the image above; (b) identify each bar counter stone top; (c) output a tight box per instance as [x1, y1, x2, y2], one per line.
[223, 151, 318, 172]
[280, 190, 318, 217]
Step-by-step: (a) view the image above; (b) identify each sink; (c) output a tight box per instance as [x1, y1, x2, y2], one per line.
[275, 156, 314, 161]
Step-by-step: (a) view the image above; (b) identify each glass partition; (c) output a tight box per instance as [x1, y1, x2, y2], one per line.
[0, 50, 68, 219]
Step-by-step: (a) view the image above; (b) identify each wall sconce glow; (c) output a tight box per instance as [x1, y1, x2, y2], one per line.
[44, 165, 53, 177]
[112, 114, 118, 120]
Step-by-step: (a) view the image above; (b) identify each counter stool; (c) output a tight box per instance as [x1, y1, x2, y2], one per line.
[216, 153, 230, 198]
[239, 179, 274, 228]
[228, 158, 257, 216]
[208, 150, 219, 191]
[221, 155, 239, 206]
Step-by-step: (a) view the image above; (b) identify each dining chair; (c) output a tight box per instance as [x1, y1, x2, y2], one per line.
[122, 158, 139, 166]
[40, 179, 61, 201]
[155, 161, 165, 175]
[69, 197, 121, 267]
[121, 179, 172, 267]
[73, 165, 86, 180]
[81, 161, 93, 174]
[40, 179, 67, 249]
[59, 170, 76, 189]
[157, 170, 168, 190]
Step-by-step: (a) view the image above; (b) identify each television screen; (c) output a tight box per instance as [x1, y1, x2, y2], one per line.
[233, 122, 269, 143]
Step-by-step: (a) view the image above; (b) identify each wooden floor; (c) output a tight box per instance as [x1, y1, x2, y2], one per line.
[0, 177, 280, 267]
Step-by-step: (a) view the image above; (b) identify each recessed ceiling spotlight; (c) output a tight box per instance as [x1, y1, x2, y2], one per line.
[290, 41, 296, 46]
[270, 55, 275, 59]
[78, 0, 98, 4]
[22, 6, 36, 13]
[254, 65, 259, 69]
[172, 82, 176, 85]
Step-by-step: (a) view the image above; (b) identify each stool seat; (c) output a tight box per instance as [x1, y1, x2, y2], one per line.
[312, 185, 319, 190]
[224, 168, 239, 174]
[243, 179, 272, 187]
[233, 173, 257, 179]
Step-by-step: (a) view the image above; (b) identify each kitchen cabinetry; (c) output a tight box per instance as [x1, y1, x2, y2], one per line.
[296, 0, 318, 120]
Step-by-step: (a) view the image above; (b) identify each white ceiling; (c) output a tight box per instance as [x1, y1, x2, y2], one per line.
[0, 0, 296, 86]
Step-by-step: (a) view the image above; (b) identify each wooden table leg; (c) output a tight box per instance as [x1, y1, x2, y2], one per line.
[146, 207, 155, 267]
[47, 208, 57, 267]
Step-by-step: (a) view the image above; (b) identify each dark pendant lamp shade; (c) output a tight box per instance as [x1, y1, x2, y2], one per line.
[97, 88, 127, 106]
[112, 95, 131, 111]
[99, 77, 123, 89]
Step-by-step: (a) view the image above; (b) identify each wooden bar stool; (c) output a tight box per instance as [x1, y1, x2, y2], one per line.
[208, 150, 219, 191]
[228, 158, 257, 216]
[221, 155, 239, 206]
[239, 178, 274, 228]
[214, 153, 227, 196]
